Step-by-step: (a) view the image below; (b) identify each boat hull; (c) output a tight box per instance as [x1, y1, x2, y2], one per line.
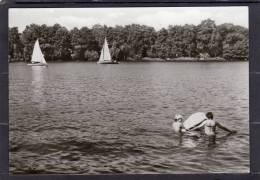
[97, 61, 119, 64]
[27, 63, 48, 66]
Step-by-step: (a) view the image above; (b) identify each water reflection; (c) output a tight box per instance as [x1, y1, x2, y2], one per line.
[178, 132, 234, 148]
[31, 66, 47, 110]
[178, 133, 200, 148]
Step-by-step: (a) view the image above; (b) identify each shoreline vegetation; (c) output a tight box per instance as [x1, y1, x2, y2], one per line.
[9, 19, 248, 63]
[9, 57, 247, 63]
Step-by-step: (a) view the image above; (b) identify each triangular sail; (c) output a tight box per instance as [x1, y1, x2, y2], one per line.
[31, 39, 47, 64]
[98, 38, 112, 63]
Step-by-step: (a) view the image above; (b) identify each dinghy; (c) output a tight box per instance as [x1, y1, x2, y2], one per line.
[183, 112, 207, 131]
[97, 38, 118, 64]
[27, 39, 48, 66]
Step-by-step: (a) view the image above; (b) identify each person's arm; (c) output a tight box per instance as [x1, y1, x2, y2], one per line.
[180, 126, 187, 133]
[216, 122, 236, 133]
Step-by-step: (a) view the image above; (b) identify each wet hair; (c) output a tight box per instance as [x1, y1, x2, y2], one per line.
[206, 112, 213, 119]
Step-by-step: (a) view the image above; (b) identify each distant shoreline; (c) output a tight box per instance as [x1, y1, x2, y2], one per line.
[9, 56, 249, 63]
[139, 57, 248, 62]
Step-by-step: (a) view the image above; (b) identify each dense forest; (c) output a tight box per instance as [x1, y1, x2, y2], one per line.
[9, 19, 249, 62]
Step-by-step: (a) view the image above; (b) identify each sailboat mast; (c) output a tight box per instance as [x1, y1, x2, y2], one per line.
[103, 42, 105, 61]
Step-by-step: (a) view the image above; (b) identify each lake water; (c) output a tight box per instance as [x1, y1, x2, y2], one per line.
[9, 62, 249, 174]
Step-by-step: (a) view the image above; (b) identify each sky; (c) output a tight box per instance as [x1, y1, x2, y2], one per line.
[9, 7, 248, 32]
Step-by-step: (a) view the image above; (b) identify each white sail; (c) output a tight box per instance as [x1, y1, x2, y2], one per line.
[98, 38, 112, 63]
[31, 39, 47, 64]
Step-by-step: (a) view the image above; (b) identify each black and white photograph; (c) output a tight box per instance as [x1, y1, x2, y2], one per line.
[9, 7, 249, 174]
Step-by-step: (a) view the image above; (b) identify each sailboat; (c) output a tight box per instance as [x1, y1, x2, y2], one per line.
[97, 38, 118, 64]
[27, 39, 48, 66]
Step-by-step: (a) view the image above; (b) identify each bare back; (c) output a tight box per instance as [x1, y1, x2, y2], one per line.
[204, 119, 216, 136]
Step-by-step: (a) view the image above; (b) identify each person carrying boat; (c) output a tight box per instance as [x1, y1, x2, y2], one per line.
[191, 112, 237, 136]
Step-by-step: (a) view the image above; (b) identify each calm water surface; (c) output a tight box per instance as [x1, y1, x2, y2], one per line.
[9, 62, 249, 174]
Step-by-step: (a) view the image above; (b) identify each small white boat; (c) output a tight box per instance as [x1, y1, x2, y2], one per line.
[27, 39, 48, 66]
[97, 38, 118, 64]
[183, 112, 207, 131]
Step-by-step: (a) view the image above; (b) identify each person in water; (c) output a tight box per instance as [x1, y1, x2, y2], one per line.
[195, 112, 236, 135]
[172, 114, 186, 133]
[173, 112, 236, 135]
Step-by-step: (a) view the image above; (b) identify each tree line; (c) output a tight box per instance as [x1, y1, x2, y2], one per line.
[9, 19, 249, 62]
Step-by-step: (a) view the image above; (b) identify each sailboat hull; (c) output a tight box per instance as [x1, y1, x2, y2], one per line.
[27, 63, 48, 66]
[97, 61, 119, 64]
